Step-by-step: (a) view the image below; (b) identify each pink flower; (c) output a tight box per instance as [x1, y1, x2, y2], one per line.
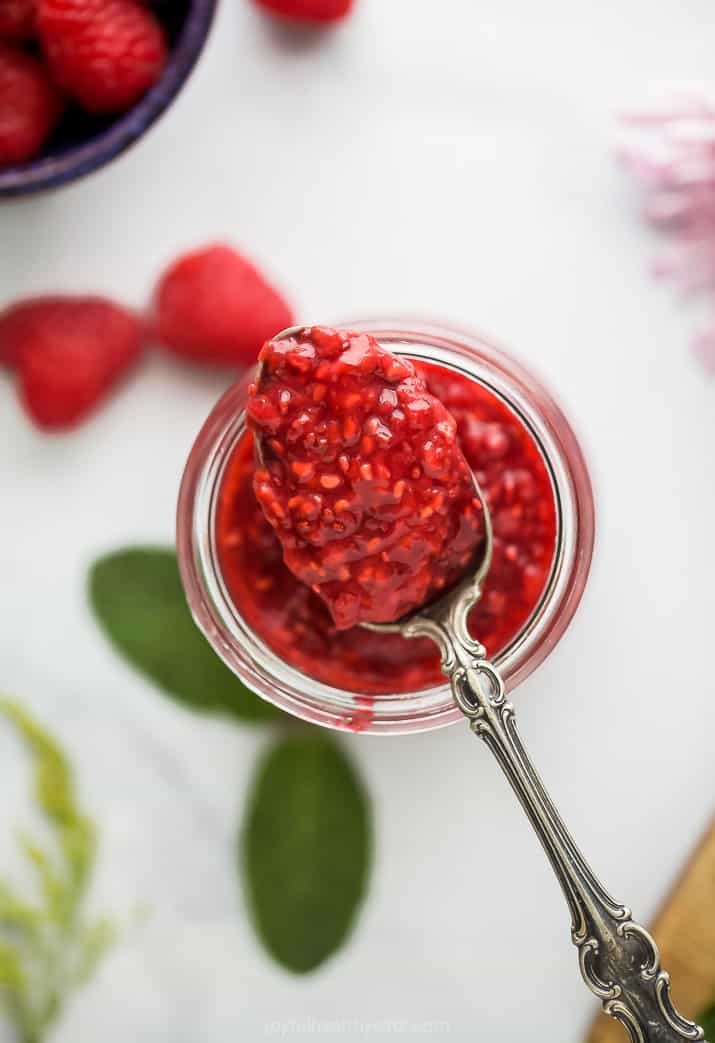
[618, 89, 715, 370]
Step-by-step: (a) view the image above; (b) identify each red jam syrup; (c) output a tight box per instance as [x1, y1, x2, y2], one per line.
[248, 328, 485, 629]
[216, 334, 558, 695]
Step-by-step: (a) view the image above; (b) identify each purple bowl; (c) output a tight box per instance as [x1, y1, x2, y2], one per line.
[0, 0, 218, 198]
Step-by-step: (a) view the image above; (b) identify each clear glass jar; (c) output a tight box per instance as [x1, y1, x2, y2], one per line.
[177, 320, 595, 734]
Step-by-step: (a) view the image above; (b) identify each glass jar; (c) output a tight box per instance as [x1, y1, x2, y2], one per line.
[177, 320, 595, 734]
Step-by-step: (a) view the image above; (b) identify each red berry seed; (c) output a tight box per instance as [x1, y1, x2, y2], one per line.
[248, 327, 485, 630]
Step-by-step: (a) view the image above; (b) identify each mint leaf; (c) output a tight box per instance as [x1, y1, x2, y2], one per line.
[89, 548, 278, 723]
[242, 734, 371, 973]
[700, 1001, 715, 1039]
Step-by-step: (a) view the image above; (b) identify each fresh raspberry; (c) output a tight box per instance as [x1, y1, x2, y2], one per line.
[254, 0, 353, 22]
[38, 0, 167, 114]
[6, 296, 144, 430]
[153, 244, 294, 368]
[0, 43, 62, 167]
[0, 0, 36, 40]
[248, 328, 484, 630]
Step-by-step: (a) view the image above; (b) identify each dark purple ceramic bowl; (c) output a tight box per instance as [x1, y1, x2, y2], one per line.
[0, 0, 218, 198]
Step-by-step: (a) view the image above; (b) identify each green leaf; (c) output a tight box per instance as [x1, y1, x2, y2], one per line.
[242, 734, 371, 973]
[0, 881, 41, 935]
[699, 1001, 715, 1039]
[88, 547, 279, 723]
[0, 941, 24, 991]
[15, 839, 65, 923]
[0, 700, 73, 820]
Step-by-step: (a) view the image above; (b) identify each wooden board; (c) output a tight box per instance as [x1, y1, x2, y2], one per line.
[586, 818, 715, 1043]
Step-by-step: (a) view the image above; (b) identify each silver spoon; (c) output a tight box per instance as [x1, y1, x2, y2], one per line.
[366, 497, 705, 1043]
[254, 329, 706, 1043]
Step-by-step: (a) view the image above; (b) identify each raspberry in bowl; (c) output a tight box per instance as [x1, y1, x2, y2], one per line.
[177, 320, 595, 733]
[0, 0, 217, 197]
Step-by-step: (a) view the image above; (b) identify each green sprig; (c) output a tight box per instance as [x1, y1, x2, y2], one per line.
[0, 698, 115, 1043]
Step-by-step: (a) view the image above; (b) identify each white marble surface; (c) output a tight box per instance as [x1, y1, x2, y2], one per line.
[1, 1, 715, 1040]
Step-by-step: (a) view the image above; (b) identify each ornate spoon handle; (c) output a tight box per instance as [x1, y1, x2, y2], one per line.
[408, 607, 706, 1043]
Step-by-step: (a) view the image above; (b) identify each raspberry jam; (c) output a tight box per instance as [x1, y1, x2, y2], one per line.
[247, 328, 485, 629]
[215, 348, 558, 695]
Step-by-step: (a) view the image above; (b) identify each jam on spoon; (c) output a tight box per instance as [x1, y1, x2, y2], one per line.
[216, 333, 557, 694]
[247, 326, 485, 629]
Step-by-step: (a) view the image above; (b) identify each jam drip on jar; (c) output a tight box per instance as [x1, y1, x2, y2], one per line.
[248, 327, 485, 629]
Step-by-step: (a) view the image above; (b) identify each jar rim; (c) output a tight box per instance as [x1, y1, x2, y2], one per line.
[177, 320, 595, 734]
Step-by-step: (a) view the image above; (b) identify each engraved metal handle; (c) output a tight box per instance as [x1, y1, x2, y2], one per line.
[405, 598, 707, 1043]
